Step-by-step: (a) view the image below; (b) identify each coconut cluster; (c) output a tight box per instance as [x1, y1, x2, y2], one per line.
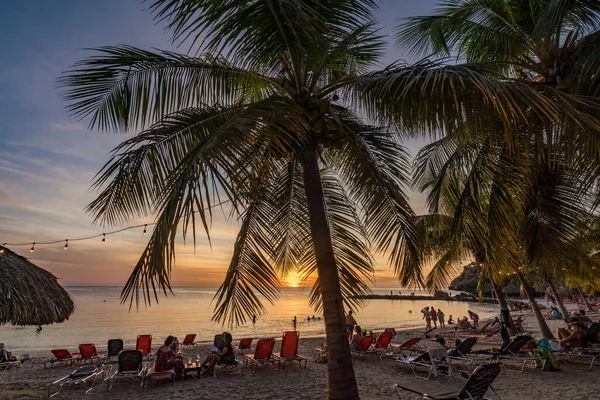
[295, 87, 344, 149]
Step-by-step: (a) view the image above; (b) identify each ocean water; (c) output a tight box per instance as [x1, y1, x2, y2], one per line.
[0, 287, 499, 353]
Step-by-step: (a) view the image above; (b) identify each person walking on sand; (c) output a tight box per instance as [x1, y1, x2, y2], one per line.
[346, 310, 357, 333]
[421, 307, 431, 330]
[437, 309, 446, 329]
[430, 306, 438, 328]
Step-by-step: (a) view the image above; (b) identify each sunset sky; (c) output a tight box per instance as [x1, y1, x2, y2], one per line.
[0, 0, 438, 289]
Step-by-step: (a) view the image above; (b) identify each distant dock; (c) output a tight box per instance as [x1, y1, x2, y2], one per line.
[354, 294, 498, 304]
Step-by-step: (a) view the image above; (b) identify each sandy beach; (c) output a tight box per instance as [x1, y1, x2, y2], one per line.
[2, 313, 600, 400]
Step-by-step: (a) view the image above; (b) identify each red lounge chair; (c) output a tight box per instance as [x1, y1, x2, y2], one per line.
[234, 338, 254, 356]
[136, 335, 154, 360]
[181, 334, 197, 349]
[373, 332, 395, 353]
[78, 344, 100, 365]
[273, 331, 307, 370]
[243, 338, 277, 372]
[389, 337, 423, 354]
[44, 349, 80, 369]
[351, 335, 376, 361]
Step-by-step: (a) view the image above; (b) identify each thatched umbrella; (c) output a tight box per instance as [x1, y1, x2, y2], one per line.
[0, 245, 75, 326]
[503, 284, 521, 296]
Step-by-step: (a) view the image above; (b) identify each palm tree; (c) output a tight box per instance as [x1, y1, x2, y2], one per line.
[414, 132, 594, 339]
[58, 1, 599, 398]
[397, 0, 600, 204]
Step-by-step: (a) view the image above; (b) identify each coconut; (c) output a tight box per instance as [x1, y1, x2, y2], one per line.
[307, 97, 321, 110]
[319, 101, 330, 115]
[313, 119, 325, 134]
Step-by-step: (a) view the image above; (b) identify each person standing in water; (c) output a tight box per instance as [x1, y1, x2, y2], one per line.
[345, 310, 357, 333]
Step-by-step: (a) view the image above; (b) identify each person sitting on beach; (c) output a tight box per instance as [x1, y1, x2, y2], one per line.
[459, 316, 471, 329]
[575, 310, 592, 325]
[490, 317, 500, 328]
[544, 306, 562, 320]
[0, 343, 29, 364]
[447, 315, 455, 325]
[346, 310, 357, 333]
[155, 336, 185, 380]
[557, 321, 587, 348]
[200, 332, 236, 375]
[349, 325, 363, 350]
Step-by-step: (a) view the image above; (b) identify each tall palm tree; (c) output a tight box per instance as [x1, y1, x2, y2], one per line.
[414, 132, 593, 339]
[58, 1, 599, 398]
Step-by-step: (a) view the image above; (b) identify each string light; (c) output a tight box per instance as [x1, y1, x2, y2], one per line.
[0, 200, 230, 252]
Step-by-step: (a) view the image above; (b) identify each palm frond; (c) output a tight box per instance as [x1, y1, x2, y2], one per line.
[328, 114, 423, 287]
[349, 60, 600, 140]
[58, 46, 281, 131]
[212, 187, 281, 327]
[298, 168, 374, 312]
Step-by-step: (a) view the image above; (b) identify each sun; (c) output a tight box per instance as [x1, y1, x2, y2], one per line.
[290, 282, 299, 288]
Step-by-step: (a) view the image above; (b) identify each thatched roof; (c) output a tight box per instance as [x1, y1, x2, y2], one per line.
[503, 284, 521, 295]
[0, 246, 75, 326]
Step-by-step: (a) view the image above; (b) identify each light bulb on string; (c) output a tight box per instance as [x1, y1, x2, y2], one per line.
[143, 224, 147, 236]
[101, 233, 106, 245]
[30, 242, 35, 252]
[64, 239, 68, 251]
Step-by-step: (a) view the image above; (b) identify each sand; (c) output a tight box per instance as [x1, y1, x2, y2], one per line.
[2, 313, 600, 399]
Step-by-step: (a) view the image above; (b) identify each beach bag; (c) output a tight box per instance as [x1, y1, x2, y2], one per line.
[533, 346, 560, 371]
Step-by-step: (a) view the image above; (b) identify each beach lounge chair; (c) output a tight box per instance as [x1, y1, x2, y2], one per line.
[388, 347, 452, 380]
[181, 334, 197, 349]
[136, 335, 154, 360]
[496, 335, 544, 373]
[234, 338, 254, 356]
[142, 361, 175, 387]
[104, 339, 124, 362]
[394, 362, 503, 399]
[0, 359, 22, 371]
[79, 344, 100, 365]
[389, 337, 424, 354]
[243, 338, 277, 372]
[48, 365, 105, 397]
[351, 336, 376, 362]
[273, 331, 307, 370]
[447, 337, 480, 372]
[105, 350, 146, 391]
[44, 349, 80, 369]
[372, 331, 396, 353]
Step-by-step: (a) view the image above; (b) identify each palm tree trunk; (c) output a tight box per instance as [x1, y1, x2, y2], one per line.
[301, 148, 359, 400]
[491, 280, 517, 336]
[577, 287, 595, 312]
[547, 280, 570, 322]
[515, 269, 555, 339]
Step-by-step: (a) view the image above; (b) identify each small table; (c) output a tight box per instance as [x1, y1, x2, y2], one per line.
[183, 365, 202, 380]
